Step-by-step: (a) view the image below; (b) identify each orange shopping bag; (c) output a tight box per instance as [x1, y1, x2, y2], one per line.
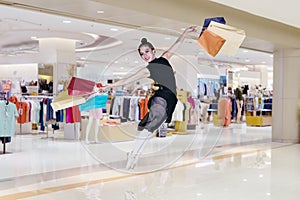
[197, 29, 226, 57]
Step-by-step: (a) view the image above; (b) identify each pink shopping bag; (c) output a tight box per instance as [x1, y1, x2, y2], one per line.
[67, 77, 95, 96]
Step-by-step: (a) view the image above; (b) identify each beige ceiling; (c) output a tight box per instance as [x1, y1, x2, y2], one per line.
[210, 0, 300, 29]
[0, 0, 298, 79]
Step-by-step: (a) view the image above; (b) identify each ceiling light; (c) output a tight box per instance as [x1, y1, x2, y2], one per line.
[113, 72, 127, 75]
[31, 36, 37, 40]
[110, 28, 118, 31]
[261, 61, 266, 64]
[245, 59, 250, 62]
[97, 10, 104, 14]
[62, 20, 71, 24]
[243, 50, 249, 53]
[134, 60, 139, 64]
[120, 67, 124, 69]
[165, 37, 171, 40]
[270, 55, 274, 58]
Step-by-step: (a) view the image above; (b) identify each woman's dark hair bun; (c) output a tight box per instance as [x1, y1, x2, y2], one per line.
[141, 38, 147, 44]
[138, 37, 155, 51]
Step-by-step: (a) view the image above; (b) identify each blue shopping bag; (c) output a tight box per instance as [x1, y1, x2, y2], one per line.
[78, 93, 108, 112]
[200, 16, 226, 36]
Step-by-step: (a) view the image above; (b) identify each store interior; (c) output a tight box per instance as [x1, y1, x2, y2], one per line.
[2, 1, 299, 199]
[0, 4, 274, 138]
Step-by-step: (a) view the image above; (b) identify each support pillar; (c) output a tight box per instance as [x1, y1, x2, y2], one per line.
[272, 48, 300, 143]
[38, 38, 77, 96]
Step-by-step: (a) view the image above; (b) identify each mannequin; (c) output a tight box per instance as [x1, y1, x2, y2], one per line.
[234, 86, 243, 123]
[85, 108, 103, 144]
[85, 83, 104, 144]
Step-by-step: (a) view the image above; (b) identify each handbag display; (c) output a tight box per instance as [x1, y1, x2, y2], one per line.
[197, 29, 226, 57]
[207, 21, 246, 56]
[67, 77, 95, 96]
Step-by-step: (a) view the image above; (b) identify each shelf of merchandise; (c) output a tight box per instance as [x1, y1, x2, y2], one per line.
[245, 109, 272, 126]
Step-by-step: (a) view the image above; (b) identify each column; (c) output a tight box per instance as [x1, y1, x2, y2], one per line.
[38, 38, 77, 95]
[273, 48, 300, 143]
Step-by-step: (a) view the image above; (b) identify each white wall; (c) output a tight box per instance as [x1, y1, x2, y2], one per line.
[0, 63, 38, 94]
[239, 70, 261, 87]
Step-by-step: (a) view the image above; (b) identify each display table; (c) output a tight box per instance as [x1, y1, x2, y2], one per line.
[81, 118, 138, 142]
[246, 109, 272, 126]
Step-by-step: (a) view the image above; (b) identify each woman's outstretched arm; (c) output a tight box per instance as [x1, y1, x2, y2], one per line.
[162, 26, 197, 60]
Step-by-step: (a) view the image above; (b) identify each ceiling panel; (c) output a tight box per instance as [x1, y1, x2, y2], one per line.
[0, 1, 275, 80]
[210, 0, 300, 29]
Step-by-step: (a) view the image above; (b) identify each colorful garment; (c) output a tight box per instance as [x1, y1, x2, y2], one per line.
[0, 101, 19, 136]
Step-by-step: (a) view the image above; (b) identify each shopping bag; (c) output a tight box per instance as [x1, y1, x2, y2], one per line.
[51, 90, 86, 111]
[197, 29, 226, 57]
[200, 16, 226, 36]
[207, 21, 246, 56]
[78, 93, 108, 112]
[67, 77, 95, 96]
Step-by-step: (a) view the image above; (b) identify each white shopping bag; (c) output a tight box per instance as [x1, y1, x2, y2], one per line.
[51, 90, 86, 111]
[207, 21, 246, 56]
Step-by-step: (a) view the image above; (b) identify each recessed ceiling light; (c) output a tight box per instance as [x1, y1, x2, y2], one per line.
[31, 36, 37, 40]
[165, 37, 171, 40]
[245, 59, 250, 62]
[270, 55, 274, 58]
[63, 20, 71, 24]
[261, 61, 266, 64]
[113, 72, 127, 75]
[110, 28, 118, 31]
[243, 50, 249, 53]
[97, 10, 104, 14]
[120, 67, 124, 69]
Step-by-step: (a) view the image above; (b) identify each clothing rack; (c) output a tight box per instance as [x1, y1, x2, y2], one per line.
[15, 95, 55, 138]
[22, 95, 54, 100]
[18, 96, 27, 135]
[37, 96, 55, 140]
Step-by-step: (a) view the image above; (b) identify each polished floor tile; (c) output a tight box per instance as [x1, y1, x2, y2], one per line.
[2, 123, 298, 200]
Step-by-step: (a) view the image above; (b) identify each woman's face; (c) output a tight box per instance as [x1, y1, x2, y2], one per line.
[139, 45, 155, 63]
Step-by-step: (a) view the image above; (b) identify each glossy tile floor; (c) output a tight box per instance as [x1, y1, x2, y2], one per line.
[0, 123, 299, 200]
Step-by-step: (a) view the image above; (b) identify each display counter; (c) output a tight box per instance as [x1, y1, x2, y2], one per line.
[245, 109, 272, 126]
[81, 118, 138, 142]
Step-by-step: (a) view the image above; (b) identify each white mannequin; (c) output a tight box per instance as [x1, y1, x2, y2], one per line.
[85, 108, 103, 144]
[85, 83, 104, 144]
